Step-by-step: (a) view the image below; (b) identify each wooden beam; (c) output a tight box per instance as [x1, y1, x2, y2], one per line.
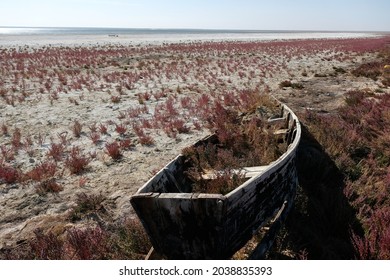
[201, 165, 269, 180]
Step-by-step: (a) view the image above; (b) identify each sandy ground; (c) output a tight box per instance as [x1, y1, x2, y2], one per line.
[0, 35, 388, 250]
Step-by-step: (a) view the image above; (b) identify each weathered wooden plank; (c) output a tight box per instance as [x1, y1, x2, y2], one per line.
[130, 193, 165, 253]
[248, 199, 293, 260]
[267, 117, 286, 125]
[226, 151, 295, 205]
[274, 128, 290, 135]
[132, 192, 226, 259]
[201, 165, 269, 180]
[221, 155, 297, 255]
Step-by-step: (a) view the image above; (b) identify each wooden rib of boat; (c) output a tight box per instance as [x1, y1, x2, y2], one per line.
[130, 102, 301, 259]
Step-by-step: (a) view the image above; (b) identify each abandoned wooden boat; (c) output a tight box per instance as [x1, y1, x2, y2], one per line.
[130, 102, 301, 259]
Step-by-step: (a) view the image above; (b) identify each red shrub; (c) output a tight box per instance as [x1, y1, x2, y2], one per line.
[163, 124, 177, 138]
[197, 94, 210, 108]
[140, 119, 153, 129]
[139, 134, 155, 146]
[65, 147, 90, 174]
[27, 161, 57, 182]
[120, 138, 132, 150]
[193, 120, 202, 130]
[99, 123, 108, 135]
[115, 123, 127, 135]
[1, 123, 8, 136]
[0, 145, 15, 162]
[353, 207, 390, 259]
[180, 96, 192, 108]
[105, 141, 122, 160]
[11, 128, 22, 149]
[30, 229, 64, 260]
[165, 96, 177, 116]
[66, 227, 109, 260]
[0, 165, 20, 184]
[47, 142, 65, 161]
[171, 118, 190, 134]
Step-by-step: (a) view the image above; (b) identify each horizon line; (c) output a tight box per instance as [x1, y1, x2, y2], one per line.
[1, 25, 389, 34]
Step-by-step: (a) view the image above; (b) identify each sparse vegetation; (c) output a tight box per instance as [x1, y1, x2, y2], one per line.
[352, 61, 382, 80]
[1, 36, 390, 260]
[270, 86, 390, 259]
[1, 218, 151, 260]
[303, 90, 390, 259]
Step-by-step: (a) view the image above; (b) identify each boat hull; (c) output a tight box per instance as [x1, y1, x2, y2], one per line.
[130, 103, 301, 259]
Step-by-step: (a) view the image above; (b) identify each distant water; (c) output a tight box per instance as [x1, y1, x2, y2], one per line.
[0, 26, 381, 47]
[1, 26, 381, 36]
[1, 27, 264, 35]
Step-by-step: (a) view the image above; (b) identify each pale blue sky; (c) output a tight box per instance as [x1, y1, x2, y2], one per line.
[1, 0, 389, 31]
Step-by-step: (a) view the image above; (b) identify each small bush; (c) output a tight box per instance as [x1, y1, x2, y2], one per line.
[171, 118, 190, 134]
[352, 61, 382, 80]
[139, 134, 155, 146]
[99, 123, 108, 134]
[353, 207, 390, 259]
[111, 218, 152, 259]
[65, 147, 90, 174]
[66, 227, 110, 260]
[105, 141, 122, 160]
[11, 128, 22, 149]
[89, 132, 100, 145]
[30, 229, 64, 260]
[115, 123, 127, 135]
[72, 120, 83, 138]
[27, 161, 57, 182]
[119, 138, 132, 150]
[344, 90, 366, 107]
[70, 192, 104, 221]
[0, 165, 20, 184]
[88, 122, 97, 133]
[47, 142, 65, 161]
[1, 123, 8, 136]
[57, 132, 68, 145]
[35, 178, 63, 194]
[0, 145, 15, 162]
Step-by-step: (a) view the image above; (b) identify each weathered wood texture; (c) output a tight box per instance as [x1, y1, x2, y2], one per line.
[130, 103, 301, 259]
